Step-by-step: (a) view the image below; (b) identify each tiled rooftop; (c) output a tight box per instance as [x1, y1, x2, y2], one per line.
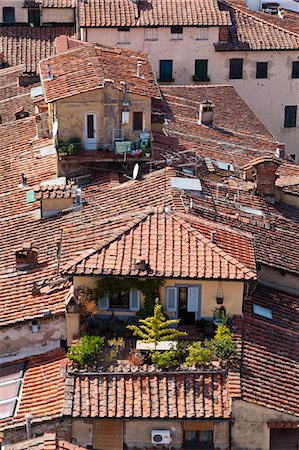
[39, 43, 160, 103]
[0, 350, 66, 431]
[63, 208, 257, 280]
[217, 2, 299, 50]
[237, 285, 299, 417]
[79, 0, 231, 28]
[64, 370, 232, 419]
[0, 26, 74, 73]
[4, 434, 85, 450]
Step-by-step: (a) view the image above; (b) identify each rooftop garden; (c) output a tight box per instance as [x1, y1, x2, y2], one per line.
[67, 301, 237, 372]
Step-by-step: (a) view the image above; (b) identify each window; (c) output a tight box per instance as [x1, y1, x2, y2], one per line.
[229, 58, 243, 79]
[253, 304, 273, 319]
[171, 25, 183, 40]
[270, 428, 299, 450]
[256, 61, 268, 79]
[292, 61, 299, 78]
[3, 7, 15, 24]
[28, 9, 40, 26]
[144, 27, 158, 41]
[98, 289, 140, 311]
[284, 106, 297, 128]
[117, 27, 130, 44]
[194, 60, 209, 81]
[133, 111, 143, 131]
[159, 60, 173, 82]
[183, 427, 214, 449]
[196, 26, 209, 40]
[15, 111, 29, 120]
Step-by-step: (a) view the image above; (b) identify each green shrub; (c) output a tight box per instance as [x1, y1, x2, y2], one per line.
[209, 326, 237, 360]
[151, 349, 179, 369]
[67, 335, 105, 367]
[195, 318, 210, 332]
[185, 342, 212, 367]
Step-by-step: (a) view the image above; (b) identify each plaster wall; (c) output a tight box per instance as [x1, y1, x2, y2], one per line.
[0, 0, 27, 23]
[66, 311, 80, 345]
[0, 315, 66, 362]
[275, 189, 299, 208]
[85, 26, 299, 158]
[42, 197, 74, 218]
[258, 264, 299, 292]
[73, 276, 244, 318]
[55, 86, 151, 147]
[124, 420, 183, 448]
[42, 8, 74, 24]
[231, 400, 299, 450]
[72, 419, 93, 448]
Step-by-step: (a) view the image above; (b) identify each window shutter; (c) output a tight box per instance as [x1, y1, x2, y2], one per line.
[284, 106, 297, 128]
[129, 289, 140, 311]
[98, 295, 109, 311]
[166, 287, 177, 312]
[195, 60, 208, 80]
[187, 286, 201, 313]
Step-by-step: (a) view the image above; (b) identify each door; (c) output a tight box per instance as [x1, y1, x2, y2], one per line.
[85, 113, 97, 150]
[178, 286, 201, 324]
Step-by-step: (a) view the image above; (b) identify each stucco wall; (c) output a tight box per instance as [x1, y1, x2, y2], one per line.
[231, 400, 299, 450]
[42, 197, 74, 218]
[125, 420, 183, 448]
[42, 8, 74, 24]
[258, 264, 299, 292]
[275, 189, 299, 208]
[73, 276, 244, 318]
[55, 85, 152, 148]
[0, 315, 66, 363]
[85, 26, 299, 159]
[72, 419, 93, 448]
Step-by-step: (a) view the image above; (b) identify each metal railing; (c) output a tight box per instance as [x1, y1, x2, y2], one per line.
[57, 139, 151, 157]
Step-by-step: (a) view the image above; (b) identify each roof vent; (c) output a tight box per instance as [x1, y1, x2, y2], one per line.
[16, 242, 38, 270]
[46, 64, 56, 81]
[198, 101, 215, 126]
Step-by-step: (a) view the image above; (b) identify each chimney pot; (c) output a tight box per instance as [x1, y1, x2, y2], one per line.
[198, 101, 215, 126]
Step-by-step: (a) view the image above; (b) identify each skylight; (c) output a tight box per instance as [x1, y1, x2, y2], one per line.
[171, 177, 202, 191]
[240, 205, 264, 217]
[253, 304, 273, 320]
[213, 160, 235, 172]
[0, 362, 25, 419]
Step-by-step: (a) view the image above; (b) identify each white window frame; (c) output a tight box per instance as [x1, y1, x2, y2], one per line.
[196, 27, 209, 40]
[167, 285, 202, 320]
[144, 27, 158, 41]
[98, 289, 140, 312]
[170, 26, 183, 41]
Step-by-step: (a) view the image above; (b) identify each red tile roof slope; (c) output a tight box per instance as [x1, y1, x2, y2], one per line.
[39, 43, 160, 102]
[237, 285, 299, 416]
[0, 93, 35, 124]
[0, 350, 66, 431]
[64, 370, 231, 419]
[217, 2, 299, 50]
[0, 26, 74, 73]
[64, 208, 256, 280]
[153, 85, 279, 171]
[4, 433, 86, 450]
[79, 0, 231, 28]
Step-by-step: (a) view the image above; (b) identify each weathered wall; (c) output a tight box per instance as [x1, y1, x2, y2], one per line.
[42, 197, 74, 218]
[125, 420, 183, 448]
[231, 400, 299, 450]
[258, 264, 299, 292]
[73, 276, 244, 318]
[66, 311, 80, 346]
[0, 315, 66, 362]
[3, 419, 72, 446]
[55, 85, 151, 148]
[72, 419, 93, 448]
[275, 189, 299, 209]
[85, 26, 299, 159]
[0, 0, 27, 22]
[42, 8, 74, 24]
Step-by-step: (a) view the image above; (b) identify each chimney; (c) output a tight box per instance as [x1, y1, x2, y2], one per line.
[198, 101, 215, 126]
[243, 157, 282, 202]
[16, 242, 38, 270]
[275, 143, 285, 159]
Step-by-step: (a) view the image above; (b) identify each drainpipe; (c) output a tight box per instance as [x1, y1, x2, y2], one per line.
[25, 413, 32, 440]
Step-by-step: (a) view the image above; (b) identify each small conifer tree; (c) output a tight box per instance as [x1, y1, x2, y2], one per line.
[127, 300, 187, 346]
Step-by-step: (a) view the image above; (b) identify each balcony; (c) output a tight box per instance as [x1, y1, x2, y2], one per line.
[57, 134, 152, 163]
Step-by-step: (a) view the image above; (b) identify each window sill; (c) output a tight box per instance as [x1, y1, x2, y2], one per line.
[117, 42, 130, 45]
[144, 39, 158, 41]
[192, 75, 210, 82]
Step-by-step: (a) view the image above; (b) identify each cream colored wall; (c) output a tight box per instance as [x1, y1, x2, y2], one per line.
[85, 26, 299, 159]
[73, 276, 244, 318]
[125, 420, 183, 449]
[231, 399, 299, 450]
[0, 0, 27, 22]
[55, 86, 151, 146]
[42, 197, 73, 218]
[42, 8, 74, 24]
[0, 316, 66, 363]
[66, 311, 80, 345]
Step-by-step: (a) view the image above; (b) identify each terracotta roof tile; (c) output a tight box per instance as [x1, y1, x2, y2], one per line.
[237, 285, 299, 416]
[0, 26, 74, 73]
[0, 350, 66, 431]
[39, 43, 160, 103]
[79, 0, 231, 28]
[64, 370, 231, 419]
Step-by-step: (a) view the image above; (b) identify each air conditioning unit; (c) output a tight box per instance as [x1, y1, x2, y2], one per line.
[151, 430, 171, 445]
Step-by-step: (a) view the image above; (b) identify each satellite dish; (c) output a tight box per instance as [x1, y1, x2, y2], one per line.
[132, 163, 140, 180]
[52, 120, 58, 138]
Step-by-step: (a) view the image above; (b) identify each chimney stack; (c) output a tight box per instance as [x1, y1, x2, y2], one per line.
[16, 242, 38, 270]
[243, 156, 282, 203]
[275, 143, 285, 159]
[198, 101, 215, 126]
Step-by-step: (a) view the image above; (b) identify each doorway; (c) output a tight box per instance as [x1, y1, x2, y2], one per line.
[178, 286, 201, 325]
[85, 113, 97, 150]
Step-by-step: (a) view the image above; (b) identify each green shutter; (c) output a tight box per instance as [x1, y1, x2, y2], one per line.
[195, 60, 208, 81]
